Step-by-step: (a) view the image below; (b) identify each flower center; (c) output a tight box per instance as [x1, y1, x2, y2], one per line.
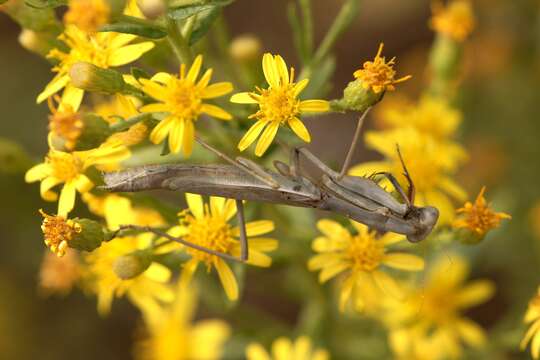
[421, 288, 458, 325]
[167, 79, 203, 121]
[47, 151, 84, 182]
[357, 58, 397, 90]
[183, 211, 234, 267]
[64, 0, 111, 33]
[256, 85, 300, 123]
[40, 210, 81, 257]
[346, 232, 385, 272]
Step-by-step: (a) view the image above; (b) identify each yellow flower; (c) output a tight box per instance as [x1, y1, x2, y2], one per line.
[246, 336, 329, 360]
[94, 94, 140, 123]
[63, 0, 110, 33]
[308, 219, 424, 312]
[349, 127, 467, 224]
[25, 141, 130, 216]
[36, 25, 154, 111]
[139, 55, 233, 156]
[353, 43, 412, 94]
[376, 95, 462, 141]
[47, 97, 83, 151]
[383, 255, 494, 360]
[135, 283, 230, 360]
[521, 287, 540, 359]
[39, 249, 80, 295]
[231, 53, 329, 157]
[453, 186, 510, 238]
[39, 209, 82, 257]
[430, 0, 475, 42]
[170, 194, 278, 300]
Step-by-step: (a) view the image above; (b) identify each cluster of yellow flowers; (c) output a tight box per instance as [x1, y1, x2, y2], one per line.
[3, 0, 523, 357]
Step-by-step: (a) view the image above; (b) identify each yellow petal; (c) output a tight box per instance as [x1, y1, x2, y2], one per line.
[248, 237, 279, 252]
[246, 343, 271, 360]
[313, 350, 329, 360]
[230, 92, 258, 104]
[182, 119, 194, 157]
[299, 100, 329, 113]
[60, 85, 84, 112]
[210, 196, 226, 217]
[149, 116, 175, 144]
[36, 74, 69, 104]
[144, 263, 171, 282]
[312, 236, 347, 252]
[169, 120, 185, 154]
[201, 104, 232, 120]
[197, 68, 213, 89]
[307, 253, 344, 271]
[180, 258, 199, 287]
[380, 232, 406, 245]
[150, 72, 172, 84]
[288, 117, 311, 142]
[382, 253, 424, 271]
[190, 320, 231, 359]
[186, 193, 204, 219]
[25, 163, 51, 182]
[58, 182, 77, 217]
[456, 319, 486, 346]
[186, 54, 203, 82]
[319, 260, 349, 283]
[108, 42, 155, 67]
[292, 336, 310, 359]
[140, 79, 168, 101]
[317, 219, 349, 240]
[222, 199, 237, 221]
[533, 330, 540, 359]
[232, 248, 272, 267]
[348, 161, 392, 177]
[215, 258, 238, 300]
[272, 337, 292, 360]
[273, 54, 289, 85]
[202, 82, 233, 99]
[262, 53, 279, 88]
[84, 144, 130, 167]
[241, 220, 274, 236]
[371, 270, 403, 299]
[74, 174, 94, 193]
[350, 220, 369, 236]
[521, 320, 540, 350]
[40, 176, 61, 201]
[339, 275, 355, 312]
[109, 33, 137, 49]
[439, 176, 468, 201]
[238, 120, 268, 151]
[293, 78, 309, 97]
[255, 121, 279, 156]
[140, 103, 170, 113]
[455, 280, 495, 308]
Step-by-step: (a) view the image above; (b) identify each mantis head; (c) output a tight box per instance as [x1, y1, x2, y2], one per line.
[405, 206, 439, 243]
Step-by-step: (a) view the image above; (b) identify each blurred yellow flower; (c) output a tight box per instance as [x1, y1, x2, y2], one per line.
[246, 335, 329, 360]
[308, 219, 424, 312]
[521, 287, 540, 359]
[349, 127, 467, 224]
[36, 25, 154, 111]
[94, 94, 140, 123]
[171, 194, 278, 300]
[135, 283, 230, 360]
[47, 97, 83, 151]
[25, 141, 130, 216]
[39, 249, 80, 295]
[231, 53, 329, 156]
[430, 0, 475, 42]
[383, 255, 494, 360]
[139, 55, 233, 156]
[63, 0, 110, 33]
[39, 209, 82, 257]
[453, 186, 511, 238]
[376, 95, 462, 141]
[353, 43, 412, 94]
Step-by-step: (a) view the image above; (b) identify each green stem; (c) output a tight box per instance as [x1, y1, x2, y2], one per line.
[166, 17, 193, 65]
[109, 113, 152, 132]
[299, 0, 314, 59]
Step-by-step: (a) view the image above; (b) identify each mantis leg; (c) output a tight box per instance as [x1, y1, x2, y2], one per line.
[195, 136, 279, 189]
[396, 144, 416, 205]
[236, 157, 279, 189]
[235, 199, 249, 261]
[118, 224, 247, 263]
[338, 107, 371, 179]
[294, 146, 339, 179]
[370, 172, 412, 208]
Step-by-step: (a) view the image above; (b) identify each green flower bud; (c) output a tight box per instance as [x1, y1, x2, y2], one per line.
[455, 228, 484, 245]
[428, 35, 462, 96]
[330, 78, 383, 113]
[69, 62, 127, 94]
[112, 250, 152, 280]
[70, 218, 110, 252]
[74, 113, 113, 150]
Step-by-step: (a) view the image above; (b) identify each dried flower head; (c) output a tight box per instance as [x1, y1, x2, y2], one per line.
[40, 209, 82, 257]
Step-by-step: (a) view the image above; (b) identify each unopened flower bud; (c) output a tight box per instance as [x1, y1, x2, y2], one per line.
[137, 0, 165, 19]
[18, 29, 53, 56]
[330, 78, 383, 113]
[229, 34, 262, 62]
[69, 62, 126, 94]
[112, 250, 151, 279]
[69, 218, 113, 252]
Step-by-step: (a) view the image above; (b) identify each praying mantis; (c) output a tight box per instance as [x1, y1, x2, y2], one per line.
[103, 108, 439, 262]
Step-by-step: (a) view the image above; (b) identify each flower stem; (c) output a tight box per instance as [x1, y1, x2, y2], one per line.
[166, 17, 193, 65]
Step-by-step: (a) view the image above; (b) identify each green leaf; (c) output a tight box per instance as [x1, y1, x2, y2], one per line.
[100, 17, 167, 39]
[131, 67, 151, 81]
[167, 0, 233, 20]
[188, 6, 220, 45]
[24, 0, 66, 9]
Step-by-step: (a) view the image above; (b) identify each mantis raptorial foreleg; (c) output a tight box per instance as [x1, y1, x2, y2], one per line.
[119, 199, 249, 262]
[236, 157, 279, 189]
[370, 172, 412, 208]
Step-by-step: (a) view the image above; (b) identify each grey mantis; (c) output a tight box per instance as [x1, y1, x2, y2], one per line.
[103, 108, 439, 263]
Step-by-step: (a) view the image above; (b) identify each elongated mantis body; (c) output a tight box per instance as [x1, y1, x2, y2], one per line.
[103, 110, 439, 262]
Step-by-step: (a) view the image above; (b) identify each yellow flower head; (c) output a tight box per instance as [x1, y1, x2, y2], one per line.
[246, 335, 329, 360]
[94, 94, 140, 124]
[377, 95, 462, 140]
[170, 194, 278, 300]
[430, 0, 475, 42]
[308, 219, 424, 312]
[383, 255, 494, 360]
[139, 55, 233, 156]
[39, 249, 80, 295]
[353, 43, 412, 94]
[25, 141, 130, 216]
[47, 96, 84, 151]
[350, 127, 468, 224]
[63, 0, 111, 33]
[40, 209, 82, 257]
[135, 283, 230, 360]
[231, 53, 329, 157]
[521, 287, 540, 359]
[37, 25, 154, 111]
[453, 186, 511, 238]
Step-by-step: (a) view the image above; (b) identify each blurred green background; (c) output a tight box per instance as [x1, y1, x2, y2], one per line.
[1, 0, 539, 358]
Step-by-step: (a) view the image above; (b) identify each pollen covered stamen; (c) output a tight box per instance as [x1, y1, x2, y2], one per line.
[167, 80, 203, 121]
[46, 151, 84, 182]
[346, 232, 385, 272]
[40, 210, 81, 257]
[48, 100, 83, 149]
[253, 85, 300, 124]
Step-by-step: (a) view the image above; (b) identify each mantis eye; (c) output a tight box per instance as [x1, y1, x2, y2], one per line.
[406, 206, 439, 243]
